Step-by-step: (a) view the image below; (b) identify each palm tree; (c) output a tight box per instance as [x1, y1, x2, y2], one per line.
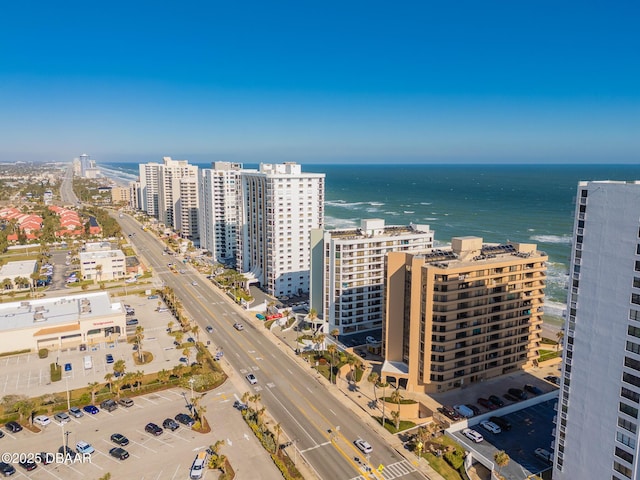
[191, 324, 200, 342]
[88, 382, 100, 405]
[330, 328, 339, 344]
[256, 407, 266, 427]
[390, 387, 402, 429]
[368, 372, 379, 404]
[104, 373, 114, 393]
[210, 440, 224, 456]
[113, 359, 126, 378]
[157, 369, 170, 385]
[134, 370, 144, 392]
[175, 331, 184, 345]
[390, 410, 401, 431]
[241, 391, 251, 407]
[314, 333, 325, 354]
[135, 325, 145, 362]
[182, 347, 191, 364]
[494, 450, 510, 476]
[379, 381, 389, 427]
[556, 330, 564, 351]
[167, 321, 174, 333]
[327, 344, 337, 384]
[274, 423, 282, 454]
[347, 355, 357, 385]
[95, 264, 103, 282]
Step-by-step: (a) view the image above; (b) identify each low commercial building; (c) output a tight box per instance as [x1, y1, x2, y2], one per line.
[0, 292, 126, 353]
[0, 260, 38, 291]
[383, 237, 547, 393]
[80, 249, 126, 281]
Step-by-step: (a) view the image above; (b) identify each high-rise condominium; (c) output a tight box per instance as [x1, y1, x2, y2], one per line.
[237, 163, 324, 297]
[383, 237, 547, 393]
[198, 162, 243, 264]
[553, 181, 640, 480]
[310, 219, 434, 335]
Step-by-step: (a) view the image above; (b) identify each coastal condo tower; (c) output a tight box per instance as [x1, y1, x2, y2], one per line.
[309, 219, 434, 336]
[198, 162, 243, 264]
[553, 181, 640, 480]
[237, 163, 324, 298]
[383, 237, 547, 393]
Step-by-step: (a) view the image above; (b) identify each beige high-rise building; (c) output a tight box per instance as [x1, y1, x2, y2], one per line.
[383, 236, 547, 393]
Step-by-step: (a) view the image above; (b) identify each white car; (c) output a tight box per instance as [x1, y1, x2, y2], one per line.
[480, 420, 502, 434]
[354, 438, 373, 454]
[53, 412, 70, 424]
[462, 428, 484, 443]
[76, 441, 95, 455]
[246, 373, 258, 385]
[234, 323, 244, 331]
[34, 415, 51, 427]
[191, 281, 198, 286]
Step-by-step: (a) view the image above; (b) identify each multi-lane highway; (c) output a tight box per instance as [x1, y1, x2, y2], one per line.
[117, 213, 423, 480]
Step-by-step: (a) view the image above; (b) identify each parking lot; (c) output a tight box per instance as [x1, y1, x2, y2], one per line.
[1, 383, 279, 480]
[451, 399, 556, 479]
[0, 294, 206, 396]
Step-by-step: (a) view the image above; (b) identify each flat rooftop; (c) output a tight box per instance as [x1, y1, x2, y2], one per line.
[0, 260, 37, 277]
[0, 292, 123, 332]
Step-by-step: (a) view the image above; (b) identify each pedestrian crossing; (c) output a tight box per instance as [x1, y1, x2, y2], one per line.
[348, 459, 416, 480]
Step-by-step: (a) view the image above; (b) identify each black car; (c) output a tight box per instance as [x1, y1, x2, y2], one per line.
[504, 393, 519, 402]
[0, 462, 15, 476]
[39, 453, 54, 465]
[489, 416, 512, 431]
[488, 395, 504, 407]
[175, 413, 195, 427]
[145, 423, 163, 436]
[18, 460, 36, 472]
[109, 447, 129, 460]
[524, 384, 543, 395]
[58, 446, 74, 456]
[437, 406, 462, 421]
[465, 404, 481, 416]
[508, 388, 528, 400]
[110, 433, 129, 446]
[162, 418, 179, 431]
[233, 400, 248, 411]
[5, 421, 22, 433]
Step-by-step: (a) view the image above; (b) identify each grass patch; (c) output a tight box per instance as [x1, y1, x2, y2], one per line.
[421, 435, 466, 480]
[540, 337, 558, 345]
[382, 396, 417, 404]
[50, 363, 62, 382]
[132, 352, 154, 365]
[539, 349, 561, 362]
[375, 416, 416, 433]
[0, 349, 31, 358]
[264, 319, 276, 330]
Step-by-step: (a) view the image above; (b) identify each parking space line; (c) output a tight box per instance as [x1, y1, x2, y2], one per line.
[170, 464, 182, 480]
[140, 396, 159, 405]
[153, 393, 172, 401]
[95, 449, 121, 464]
[131, 439, 158, 454]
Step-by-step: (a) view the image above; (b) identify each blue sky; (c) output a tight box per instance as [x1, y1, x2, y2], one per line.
[1, 1, 638, 164]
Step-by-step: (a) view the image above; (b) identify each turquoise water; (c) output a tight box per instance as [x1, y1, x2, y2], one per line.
[99, 162, 640, 305]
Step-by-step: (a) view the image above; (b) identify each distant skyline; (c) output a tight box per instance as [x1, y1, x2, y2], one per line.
[1, 1, 638, 164]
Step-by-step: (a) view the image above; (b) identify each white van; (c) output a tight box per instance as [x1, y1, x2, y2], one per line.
[83, 355, 93, 370]
[453, 404, 475, 418]
[189, 452, 207, 479]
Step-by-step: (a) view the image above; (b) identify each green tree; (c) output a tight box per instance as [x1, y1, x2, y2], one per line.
[113, 359, 127, 378]
[368, 371, 380, 404]
[88, 381, 100, 405]
[134, 325, 145, 362]
[494, 450, 510, 476]
[391, 410, 401, 430]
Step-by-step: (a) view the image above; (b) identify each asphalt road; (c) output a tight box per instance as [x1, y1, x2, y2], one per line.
[118, 213, 423, 480]
[60, 165, 79, 205]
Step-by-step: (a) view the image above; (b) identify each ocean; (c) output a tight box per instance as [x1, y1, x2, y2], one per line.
[99, 162, 640, 311]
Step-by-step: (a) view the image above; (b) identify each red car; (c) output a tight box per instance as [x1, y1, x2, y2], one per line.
[477, 398, 497, 410]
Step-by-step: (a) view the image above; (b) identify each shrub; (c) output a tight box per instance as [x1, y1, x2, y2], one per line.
[50, 363, 62, 382]
[444, 450, 464, 470]
[38, 348, 49, 359]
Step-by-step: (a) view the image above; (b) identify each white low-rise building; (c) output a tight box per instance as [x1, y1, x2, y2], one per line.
[80, 249, 127, 281]
[0, 292, 126, 353]
[0, 260, 38, 291]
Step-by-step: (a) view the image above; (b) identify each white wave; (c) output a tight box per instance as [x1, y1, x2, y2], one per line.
[543, 300, 567, 317]
[530, 234, 572, 244]
[384, 211, 400, 216]
[420, 202, 432, 205]
[403, 211, 414, 214]
[366, 207, 380, 213]
[424, 217, 438, 221]
[325, 200, 367, 209]
[369, 202, 384, 206]
[324, 216, 358, 229]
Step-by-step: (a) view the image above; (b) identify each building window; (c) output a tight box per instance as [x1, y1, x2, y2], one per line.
[619, 417, 637, 434]
[620, 402, 639, 418]
[614, 461, 632, 479]
[622, 373, 640, 388]
[631, 310, 640, 322]
[625, 356, 640, 372]
[632, 294, 640, 306]
[628, 325, 640, 339]
[627, 341, 640, 355]
[617, 431, 636, 449]
[621, 387, 640, 403]
[615, 446, 634, 464]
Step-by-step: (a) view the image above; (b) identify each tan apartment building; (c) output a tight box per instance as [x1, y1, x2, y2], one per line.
[383, 236, 547, 393]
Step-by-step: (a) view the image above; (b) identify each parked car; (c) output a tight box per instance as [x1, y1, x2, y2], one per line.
[453, 404, 475, 418]
[54, 412, 70, 424]
[534, 448, 553, 463]
[504, 393, 519, 402]
[83, 405, 99, 415]
[118, 398, 134, 408]
[508, 388, 528, 400]
[111, 433, 129, 446]
[466, 404, 481, 416]
[524, 384, 543, 395]
[76, 441, 95, 455]
[437, 406, 462, 421]
[462, 428, 484, 443]
[246, 373, 258, 385]
[105, 354, 114, 364]
[0, 462, 15, 476]
[190, 451, 207, 479]
[100, 399, 117, 412]
[69, 407, 84, 418]
[175, 413, 195, 427]
[354, 438, 373, 454]
[489, 395, 505, 407]
[109, 447, 130, 460]
[145, 423, 163, 436]
[477, 398, 497, 410]
[18, 460, 36, 471]
[162, 418, 180, 431]
[489, 416, 512, 431]
[233, 400, 248, 411]
[34, 415, 51, 427]
[5, 421, 22, 433]
[480, 420, 502, 434]
[39, 452, 54, 465]
[544, 375, 561, 385]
